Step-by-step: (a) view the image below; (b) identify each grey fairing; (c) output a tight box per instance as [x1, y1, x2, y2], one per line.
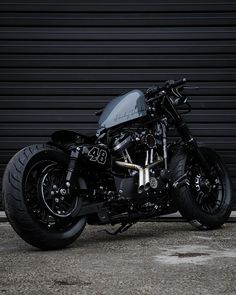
[98, 90, 147, 129]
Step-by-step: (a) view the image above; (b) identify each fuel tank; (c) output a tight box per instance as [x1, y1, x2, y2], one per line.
[98, 90, 147, 129]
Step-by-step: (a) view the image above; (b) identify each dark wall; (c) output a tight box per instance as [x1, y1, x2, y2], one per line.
[0, 0, 236, 207]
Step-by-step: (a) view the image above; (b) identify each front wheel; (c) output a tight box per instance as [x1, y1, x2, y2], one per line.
[169, 146, 233, 229]
[2, 144, 86, 250]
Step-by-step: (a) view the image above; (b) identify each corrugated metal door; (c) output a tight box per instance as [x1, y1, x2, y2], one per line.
[0, 0, 236, 207]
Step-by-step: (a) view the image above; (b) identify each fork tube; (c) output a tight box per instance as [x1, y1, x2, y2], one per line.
[161, 120, 168, 169]
[163, 96, 214, 182]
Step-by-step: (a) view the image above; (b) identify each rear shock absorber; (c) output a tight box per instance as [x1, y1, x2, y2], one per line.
[65, 147, 81, 188]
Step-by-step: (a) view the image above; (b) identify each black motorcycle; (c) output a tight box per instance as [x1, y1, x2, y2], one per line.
[2, 78, 233, 250]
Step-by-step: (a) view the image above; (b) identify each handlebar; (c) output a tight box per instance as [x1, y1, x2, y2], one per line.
[145, 78, 187, 101]
[168, 77, 187, 89]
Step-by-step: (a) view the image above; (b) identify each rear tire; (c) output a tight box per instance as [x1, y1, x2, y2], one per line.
[169, 146, 233, 229]
[2, 144, 86, 250]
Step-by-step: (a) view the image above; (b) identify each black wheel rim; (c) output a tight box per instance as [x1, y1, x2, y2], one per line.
[24, 160, 79, 230]
[40, 163, 78, 218]
[187, 159, 224, 215]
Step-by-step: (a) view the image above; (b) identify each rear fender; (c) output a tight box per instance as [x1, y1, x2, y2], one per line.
[49, 130, 95, 147]
[49, 130, 109, 168]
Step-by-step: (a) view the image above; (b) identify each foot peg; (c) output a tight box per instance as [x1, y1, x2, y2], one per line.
[102, 222, 135, 235]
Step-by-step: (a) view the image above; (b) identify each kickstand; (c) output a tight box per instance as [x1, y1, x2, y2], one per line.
[102, 222, 135, 235]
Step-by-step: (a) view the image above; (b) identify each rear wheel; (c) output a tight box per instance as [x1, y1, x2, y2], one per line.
[2, 144, 86, 250]
[169, 146, 232, 229]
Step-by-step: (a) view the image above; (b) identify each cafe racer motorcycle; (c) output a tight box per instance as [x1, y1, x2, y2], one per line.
[2, 78, 232, 250]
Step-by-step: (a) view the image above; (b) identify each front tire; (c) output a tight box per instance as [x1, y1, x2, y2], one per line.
[169, 146, 233, 229]
[2, 144, 86, 250]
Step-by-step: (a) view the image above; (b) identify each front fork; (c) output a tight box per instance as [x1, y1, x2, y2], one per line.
[163, 96, 215, 183]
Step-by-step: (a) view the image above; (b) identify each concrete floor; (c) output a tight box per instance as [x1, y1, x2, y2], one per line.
[0, 222, 235, 295]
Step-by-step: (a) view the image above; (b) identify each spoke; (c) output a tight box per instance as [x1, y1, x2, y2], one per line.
[201, 201, 207, 212]
[203, 202, 213, 214]
[210, 190, 219, 201]
[60, 203, 67, 211]
[196, 191, 204, 205]
[45, 196, 54, 201]
[26, 186, 36, 195]
[51, 200, 56, 212]
[63, 199, 72, 207]
[215, 199, 222, 207]
[41, 210, 47, 222]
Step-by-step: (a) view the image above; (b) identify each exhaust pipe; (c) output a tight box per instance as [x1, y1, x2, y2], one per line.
[144, 150, 150, 191]
[115, 161, 145, 193]
[115, 157, 162, 194]
[138, 170, 145, 193]
[144, 167, 150, 191]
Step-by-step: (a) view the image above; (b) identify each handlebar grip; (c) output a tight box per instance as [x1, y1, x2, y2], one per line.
[165, 78, 187, 89]
[145, 86, 159, 98]
[146, 90, 165, 103]
[174, 77, 187, 87]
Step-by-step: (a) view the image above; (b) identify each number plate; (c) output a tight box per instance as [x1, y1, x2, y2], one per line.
[88, 147, 108, 165]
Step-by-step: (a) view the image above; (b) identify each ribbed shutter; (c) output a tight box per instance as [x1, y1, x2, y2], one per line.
[0, 0, 235, 207]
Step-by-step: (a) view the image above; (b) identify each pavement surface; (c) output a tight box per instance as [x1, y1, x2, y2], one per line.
[0, 222, 235, 295]
[1, 211, 236, 222]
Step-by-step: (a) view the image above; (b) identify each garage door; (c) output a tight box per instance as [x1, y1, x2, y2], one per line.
[0, 0, 236, 208]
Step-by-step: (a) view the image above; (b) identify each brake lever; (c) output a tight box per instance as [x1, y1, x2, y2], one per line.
[173, 95, 188, 106]
[172, 87, 181, 98]
[184, 86, 199, 90]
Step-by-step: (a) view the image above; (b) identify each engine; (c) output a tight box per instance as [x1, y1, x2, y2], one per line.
[112, 127, 162, 156]
[112, 126, 166, 198]
[112, 132, 134, 154]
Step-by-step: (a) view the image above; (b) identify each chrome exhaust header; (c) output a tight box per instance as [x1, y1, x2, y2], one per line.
[115, 156, 162, 194]
[115, 161, 144, 193]
[144, 150, 150, 191]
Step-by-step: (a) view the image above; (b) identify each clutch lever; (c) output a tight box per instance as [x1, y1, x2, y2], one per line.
[95, 109, 104, 116]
